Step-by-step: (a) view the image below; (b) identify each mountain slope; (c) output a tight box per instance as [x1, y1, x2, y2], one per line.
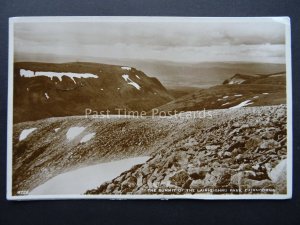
[86, 105, 287, 195]
[13, 62, 173, 123]
[153, 72, 286, 114]
[12, 105, 287, 195]
[223, 72, 286, 85]
[12, 115, 183, 195]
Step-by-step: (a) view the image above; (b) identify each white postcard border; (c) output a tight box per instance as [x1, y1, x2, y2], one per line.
[7, 16, 292, 200]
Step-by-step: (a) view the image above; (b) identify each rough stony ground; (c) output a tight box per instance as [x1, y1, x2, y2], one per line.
[13, 116, 179, 195]
[86, 105, 287, 195]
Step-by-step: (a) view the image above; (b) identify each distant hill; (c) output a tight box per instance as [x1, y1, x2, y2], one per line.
[167, 86, 201, 98]
[15, 53, 286, 88]
[135, 61, 286, 88]
[13, 62, 173, 123]
[153, 72, 286, 113]
[223, 71, 286, 85]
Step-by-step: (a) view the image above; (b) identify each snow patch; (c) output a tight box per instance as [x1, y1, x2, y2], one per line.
[26, 88, 29, 92]
[45, 93, 49, 99]
[262, 93, 269, 95]
[253, 96, 259, 99]
[121, 66, 131, 71]
[229, 100, 253, 109]
[228, 78, 245, 84]
[222, 102, 230, 106]
[66, 127, 86, 141]
[19, 128, 37, 141]
[234, 94, 243, 97]
[54, 128, 60, 132]
[270, 74, 284, 77]
[20, 69, 34, 77]
[122, 74, 141, 90]
[29, 157, 150, 195]
[136, 75, 141, 79]
[20, 69, 98, 84]
[80, 133, 96, 143]
[100, 88, 104, 91]
[223, 96, 229, 99]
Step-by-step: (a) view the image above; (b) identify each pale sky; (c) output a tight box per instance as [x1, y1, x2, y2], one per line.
[14, 20, 286, 64]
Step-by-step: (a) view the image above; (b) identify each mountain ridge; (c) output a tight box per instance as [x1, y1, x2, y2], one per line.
[153, 71, 286, 114]
[13, 62, 174, 123]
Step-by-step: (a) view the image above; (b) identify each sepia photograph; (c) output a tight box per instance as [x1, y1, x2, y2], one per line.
[7, 17, 292, 200]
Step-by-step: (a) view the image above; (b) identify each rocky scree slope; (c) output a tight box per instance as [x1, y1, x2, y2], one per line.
[86, 105, 287, 195]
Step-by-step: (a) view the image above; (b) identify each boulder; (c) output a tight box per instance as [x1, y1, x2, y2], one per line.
[170, 170, 189, 187]
[190, 179, 204, 189]
[205, 145, 220, 151]
[223, 152, 232, 158]
[184, 137, 199, 147]
[245, 136, 262, 150]
[188, 168, 207, 180]
[232, 122, 241, 128]
[240, 124, 250, 129]
[260, 140, 280, 149]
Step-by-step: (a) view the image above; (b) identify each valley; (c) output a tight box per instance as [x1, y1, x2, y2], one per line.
[12, 61, 287, 196]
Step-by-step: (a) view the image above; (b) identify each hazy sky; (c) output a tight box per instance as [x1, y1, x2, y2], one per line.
[14, 19, 286, 64]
